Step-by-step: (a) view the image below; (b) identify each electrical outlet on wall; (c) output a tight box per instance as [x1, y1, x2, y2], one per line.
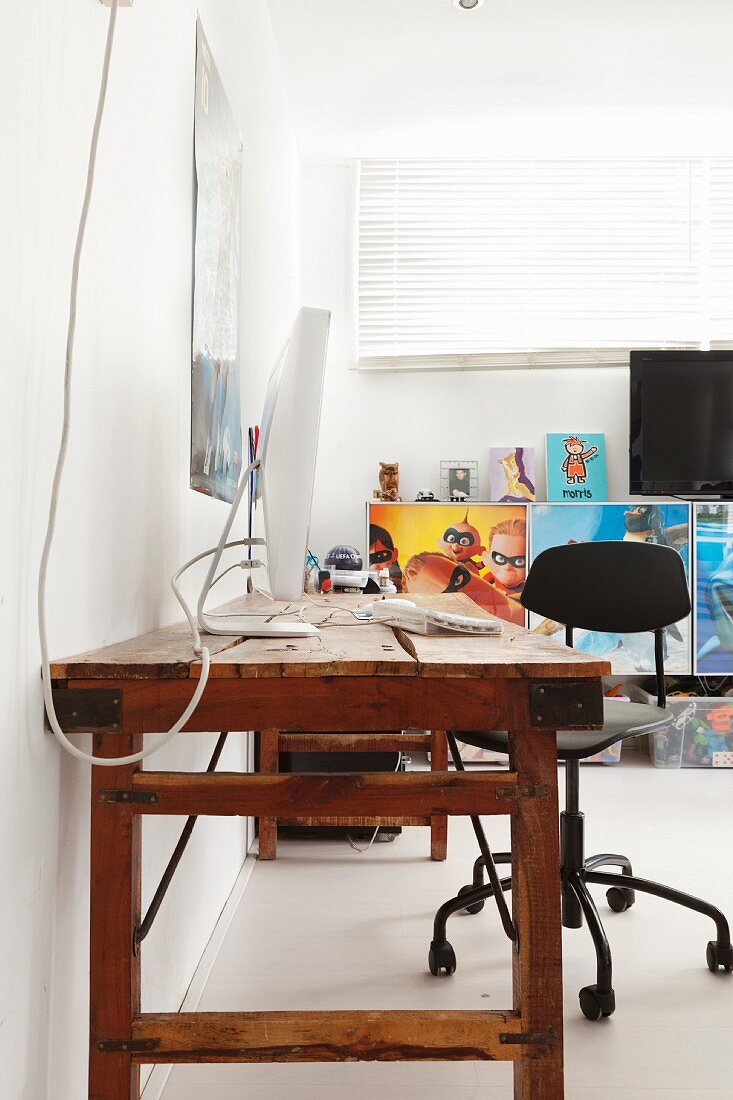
[100, 1, 133, 7]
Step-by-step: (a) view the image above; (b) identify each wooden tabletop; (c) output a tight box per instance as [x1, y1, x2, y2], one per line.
[50, 593, 610, 683]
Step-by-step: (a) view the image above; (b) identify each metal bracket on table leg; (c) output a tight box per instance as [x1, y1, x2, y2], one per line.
[96, 1038, 159, 1053]
[499, 1028, 556, 1052]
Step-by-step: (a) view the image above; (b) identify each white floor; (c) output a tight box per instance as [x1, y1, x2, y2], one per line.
[158, 756, 733, 1099]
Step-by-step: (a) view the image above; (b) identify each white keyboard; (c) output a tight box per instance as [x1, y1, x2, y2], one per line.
[361, 599, 504, 637]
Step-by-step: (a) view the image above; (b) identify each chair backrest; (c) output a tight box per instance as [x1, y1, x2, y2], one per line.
[520, 541, 690, 709]
[520, 541, 690, 634]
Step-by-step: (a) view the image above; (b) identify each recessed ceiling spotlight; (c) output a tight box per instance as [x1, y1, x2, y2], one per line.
[454, 0, 485, 9]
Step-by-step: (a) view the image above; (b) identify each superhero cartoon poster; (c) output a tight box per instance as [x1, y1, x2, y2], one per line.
[530, 502, 692, 674]
[695, 504, 733, 674]
[367, 502, 528, 627]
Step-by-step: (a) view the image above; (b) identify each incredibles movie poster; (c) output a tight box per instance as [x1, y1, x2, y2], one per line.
[530, 502, 692, 674]
[367, 502, 528, 627]
[695, 504, 733, 674]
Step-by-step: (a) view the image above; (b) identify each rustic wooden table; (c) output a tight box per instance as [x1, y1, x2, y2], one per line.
[49, 592, 610, 1100]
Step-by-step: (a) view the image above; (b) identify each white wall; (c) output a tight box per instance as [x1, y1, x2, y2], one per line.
[269, 0, 733, 163]
[1, 2, 301, 1098]
[304, 165, 631, 561]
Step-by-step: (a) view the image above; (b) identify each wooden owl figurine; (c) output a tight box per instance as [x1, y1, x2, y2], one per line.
[378, 462, 401, 501]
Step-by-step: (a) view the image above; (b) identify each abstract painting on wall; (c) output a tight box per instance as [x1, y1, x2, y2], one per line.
[529, 502, 692, 674]
[367, 501, 528, 626]
[695, 504, 733, 674]
[190, 18, 243, 502]
[489, 447, 536, 502]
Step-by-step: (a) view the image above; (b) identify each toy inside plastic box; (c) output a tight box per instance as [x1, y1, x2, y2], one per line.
[629, 685, 733, 768]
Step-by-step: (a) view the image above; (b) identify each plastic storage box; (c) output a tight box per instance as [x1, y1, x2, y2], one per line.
[629, 686, 733, 768]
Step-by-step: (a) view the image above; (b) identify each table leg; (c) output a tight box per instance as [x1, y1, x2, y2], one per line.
[508, 726, 564, 1100]
[89, 729, 142, 1100]
[258, 729, 279, 860]
[429, 729, 448, 861]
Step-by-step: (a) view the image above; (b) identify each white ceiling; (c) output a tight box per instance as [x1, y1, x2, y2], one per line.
[266, 0, 733, 161]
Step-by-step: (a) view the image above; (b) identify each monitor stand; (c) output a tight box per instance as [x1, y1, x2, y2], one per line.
[196, 458, 320, 640]
[198, 610, 318, 639]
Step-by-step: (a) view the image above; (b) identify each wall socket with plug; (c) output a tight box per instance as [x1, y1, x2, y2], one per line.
[100, 1, 133, 7]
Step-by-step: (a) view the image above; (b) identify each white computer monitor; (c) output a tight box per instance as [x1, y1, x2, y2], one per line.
[196, 307, 330, 638]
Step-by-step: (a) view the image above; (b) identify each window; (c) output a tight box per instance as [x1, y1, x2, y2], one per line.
[355, 158, 733, 370]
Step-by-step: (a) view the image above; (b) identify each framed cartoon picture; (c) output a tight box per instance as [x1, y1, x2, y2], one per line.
[367, 501, 528, 627]
[440, 461, 478, 502]
[695, 504, 733, 674]
[489, 447, 536, 502]
[546, 434, 607, 501]
[529, 502, 692, 674]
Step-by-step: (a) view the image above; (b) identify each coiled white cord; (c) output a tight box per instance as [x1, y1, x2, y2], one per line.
[37, 0, 213, 767]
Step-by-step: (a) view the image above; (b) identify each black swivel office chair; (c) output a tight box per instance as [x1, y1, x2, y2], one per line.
[428, 541, 732, 1020]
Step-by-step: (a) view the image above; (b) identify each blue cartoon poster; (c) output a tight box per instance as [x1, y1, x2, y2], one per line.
[695, 504, 733, 674]
[190, 19, 243, 502]
[546, 433, 607, 501]
[530, 502, 691, 674]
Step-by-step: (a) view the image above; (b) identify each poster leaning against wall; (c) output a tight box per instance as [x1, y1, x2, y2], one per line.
[695, 503, 733, 675]
[529, 502, 692, 675]
[190, 18, 244, 502]
[367, 501, 528, 628]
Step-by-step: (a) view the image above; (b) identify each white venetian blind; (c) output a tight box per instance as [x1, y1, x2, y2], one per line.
[709, 158, 733, 349]
[356, 158, 733, 370]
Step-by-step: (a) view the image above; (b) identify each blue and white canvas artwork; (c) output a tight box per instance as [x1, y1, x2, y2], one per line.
[190, 18, 243, 503]
[530, 502, 692, 674]
[546, 433, 607, 502]
[695, 504, 733, 674]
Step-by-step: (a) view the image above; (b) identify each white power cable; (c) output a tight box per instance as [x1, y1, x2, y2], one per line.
[37, 0, 213, 767]
[346, 751, 403, 853]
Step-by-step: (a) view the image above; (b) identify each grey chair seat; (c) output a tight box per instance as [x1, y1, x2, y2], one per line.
[455, 697, 671, 761]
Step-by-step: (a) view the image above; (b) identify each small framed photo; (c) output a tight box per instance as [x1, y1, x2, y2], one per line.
[441, 460, 478, 502]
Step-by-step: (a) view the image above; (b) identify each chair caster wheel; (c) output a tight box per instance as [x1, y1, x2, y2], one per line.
[579, 984, 615, 1020]
[429, 940, 456, 976]
[458, 884, 485, 915]
[706, 940, 733, 973]
[606, 886, 635, 913]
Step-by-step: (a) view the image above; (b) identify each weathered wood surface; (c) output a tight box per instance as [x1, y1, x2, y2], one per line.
[131, 770, 517, 817]
[130, 1010, 524, 1063]
[52, 620, 243, 680]
[51, 592, 610, 682]
[397, 620, 609, 679]
[277, 815, 430, 827]
[278, 731, 431, 753]
[68, 676, 512, 735]
[212, 624, 411, 679]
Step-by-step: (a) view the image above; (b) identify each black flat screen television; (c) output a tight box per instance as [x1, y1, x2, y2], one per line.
[630, 350, 733, 497]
